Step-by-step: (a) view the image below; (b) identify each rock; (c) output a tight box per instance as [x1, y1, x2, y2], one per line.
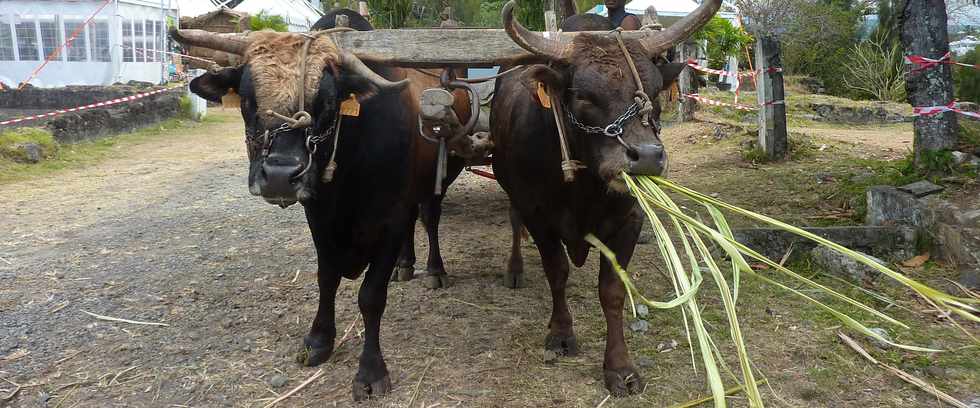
[952, 151, 972, 165]
[637, 223, 654, 245]
[634, 303, 649, 318]
[629, 319, 650, 333]
[924, 366, 947, 379]
[733, 225, 916, 263]
[960, 266, 980, 290]
[16, 143, 43, 163]
[542, 349, 558, 364]
[866, 186, 923, 227]
[966, 396, 980, 408]
[898, 180, 944, 198]
[268, 374, 288, 388]
[656, 339, 678, 353]
[810, 246, 886, 285]
[867, 327, 892, 349]
[635, 356, 655, 369]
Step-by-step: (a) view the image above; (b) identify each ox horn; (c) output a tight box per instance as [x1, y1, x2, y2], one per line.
[169, 28, 251, 55]
[339, 52, 410, 92]
[638, 0, 722, 55]
[501, 0, 570, 61]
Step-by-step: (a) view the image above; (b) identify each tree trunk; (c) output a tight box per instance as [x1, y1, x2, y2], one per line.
[677, 40, 698, 122]
[902, 0, 957, 168]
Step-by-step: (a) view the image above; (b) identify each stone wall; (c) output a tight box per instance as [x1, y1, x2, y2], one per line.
[0, 84, 182, 143]
[867, 184, 980, 288]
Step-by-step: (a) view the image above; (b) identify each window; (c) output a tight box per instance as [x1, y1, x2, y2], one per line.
[145, 20, 155, 62]
[90, 21, 109, 62]
[122, 19, 133, 62]
[133, 19, 143, 62]
[155, 21, 164, 62]
[39, 20, 60, 60]
[15, 21, 38, 61]
[64, 20, 87, 61]
[0, 20, 13, 61]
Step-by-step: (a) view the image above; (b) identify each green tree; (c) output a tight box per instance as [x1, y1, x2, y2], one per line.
[780, 0, 864, 96]
[693, 17, 753, 82]
[367, 0, 413, 28]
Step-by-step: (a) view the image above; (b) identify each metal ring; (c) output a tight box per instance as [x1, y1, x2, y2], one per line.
[603, 123, 624, 137]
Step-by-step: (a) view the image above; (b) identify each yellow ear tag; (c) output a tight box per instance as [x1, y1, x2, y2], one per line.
[339, 93, 361, 117]
[536, 83, 552, 109]
[221, 88, 241, 109]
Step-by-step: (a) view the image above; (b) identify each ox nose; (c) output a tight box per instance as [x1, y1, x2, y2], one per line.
[626, 143, 667, 176]
[260, 154, 304, 198]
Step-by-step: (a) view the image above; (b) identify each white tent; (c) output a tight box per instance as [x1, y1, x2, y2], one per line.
[589, 0, 737, 22]
[174, 0, 224, 18]
[235, 0, 322, 32]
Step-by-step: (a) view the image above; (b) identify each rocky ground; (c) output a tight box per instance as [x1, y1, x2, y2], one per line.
[1, 110, 977, 408]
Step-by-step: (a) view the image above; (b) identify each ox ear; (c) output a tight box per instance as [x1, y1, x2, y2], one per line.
[189, 67, 243, 102]
[519, 64, 565, 104]
[657, 63, 687, 88]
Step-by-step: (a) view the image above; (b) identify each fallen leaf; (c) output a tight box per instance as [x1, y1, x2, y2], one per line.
[901, 253, 930, 268]
[1, 349, 29, 362]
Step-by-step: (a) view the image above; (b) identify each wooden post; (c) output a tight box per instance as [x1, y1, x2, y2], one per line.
[902, 0, 957, 169]
[677, 39, 698, 122]
[755, 35, 787, 160]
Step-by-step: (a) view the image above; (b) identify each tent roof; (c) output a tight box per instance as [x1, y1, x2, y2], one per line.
[174, 0, 225, 18]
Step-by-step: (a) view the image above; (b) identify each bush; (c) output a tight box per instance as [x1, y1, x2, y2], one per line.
[955, 45, 980, 104]
[842, 34, 906, 102]
[0, 127, 57, 161]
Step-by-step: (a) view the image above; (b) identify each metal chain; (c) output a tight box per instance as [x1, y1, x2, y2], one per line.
[565, 101, 641, 138]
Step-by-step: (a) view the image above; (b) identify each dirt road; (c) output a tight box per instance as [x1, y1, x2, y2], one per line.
[1, 112, 974, 408]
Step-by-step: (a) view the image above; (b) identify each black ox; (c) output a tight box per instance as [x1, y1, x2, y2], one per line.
[171, 9, 475, 400]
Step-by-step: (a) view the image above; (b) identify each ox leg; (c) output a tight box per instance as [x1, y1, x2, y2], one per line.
[393, 207, 418, 282]
[352, 248, 399, 400]
[599, 226, 644, 397]
[298, 208, 343, 367]
[298, 267, 342, 367]
[419, 195, 449, 289]
[527, 223, 577, 356]
[502, 206, 527, 289]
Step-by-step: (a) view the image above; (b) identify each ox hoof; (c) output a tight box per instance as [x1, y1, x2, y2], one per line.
[295, 336, 333, 367]
[603, 367, 645, 397]
[545, 334, 579, 356]
[352, 373, 392, 401]
[392, 266, 415, 282]
[424, 274, 449, 289]
[502, 270, 526, 289]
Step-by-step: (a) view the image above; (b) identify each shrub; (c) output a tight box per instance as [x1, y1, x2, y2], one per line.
[0, 127, 57, 161]
[955, 45, 980, 104]
[842, 34, 906, 102]
[781, 1, 864, 97]
[250, 11, 288, 32]
[693, 17, 753, 83]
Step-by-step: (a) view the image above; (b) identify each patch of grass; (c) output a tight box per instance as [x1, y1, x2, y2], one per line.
[0, 115, 228, 184]
[0, 127, 58, 161]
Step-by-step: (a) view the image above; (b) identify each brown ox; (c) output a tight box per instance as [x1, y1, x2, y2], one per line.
[490, 0, 721, 396]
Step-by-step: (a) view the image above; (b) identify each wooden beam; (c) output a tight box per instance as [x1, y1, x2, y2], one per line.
[328, 29, 657, 68]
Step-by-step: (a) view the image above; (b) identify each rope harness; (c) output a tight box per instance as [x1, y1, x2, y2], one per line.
[550, 28, 660, 182]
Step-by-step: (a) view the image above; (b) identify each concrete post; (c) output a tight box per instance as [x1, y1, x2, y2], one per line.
[677, 39, 698, 122]
[188, 69, 207, 121]
[755, 35, 787, 160]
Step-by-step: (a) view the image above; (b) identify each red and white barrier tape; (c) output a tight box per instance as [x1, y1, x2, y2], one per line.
[685, 59, 782, 78]
[0, 84, 184, 127]
[913, 101, 980, 120]
[682, 93, 784, 111]
[906, 52, 978, 73]
[17, 0, 114, 90]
